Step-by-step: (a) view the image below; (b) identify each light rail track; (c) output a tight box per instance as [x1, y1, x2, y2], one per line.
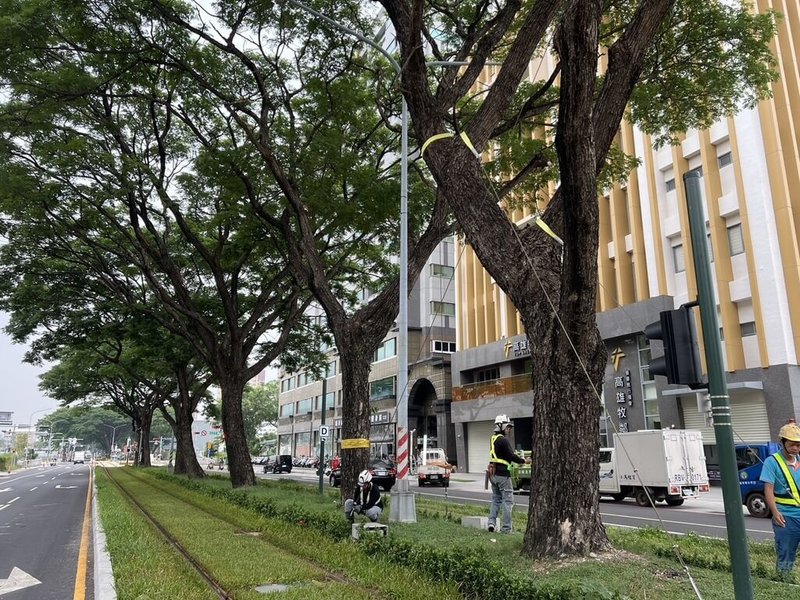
[100, 466, 391, 599]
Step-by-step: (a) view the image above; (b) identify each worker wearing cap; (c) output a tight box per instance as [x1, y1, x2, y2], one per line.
[487, 415, 526, 533]
[760, 420, 800, 582]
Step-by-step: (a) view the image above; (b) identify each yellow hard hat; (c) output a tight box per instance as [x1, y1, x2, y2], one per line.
[778, 421, 800, 442]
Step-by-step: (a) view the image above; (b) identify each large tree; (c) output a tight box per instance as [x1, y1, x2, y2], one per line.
[0, 1, 328, 486]
[376, 0, 778, 557]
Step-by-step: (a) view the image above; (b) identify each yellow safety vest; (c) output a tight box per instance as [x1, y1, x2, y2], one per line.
[773, 453, 800, 507]
[489, 434, 510, 467]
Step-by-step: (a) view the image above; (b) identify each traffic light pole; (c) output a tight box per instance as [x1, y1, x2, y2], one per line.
[684, 171, 753, 599]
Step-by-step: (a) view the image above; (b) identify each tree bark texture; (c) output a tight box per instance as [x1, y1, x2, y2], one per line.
[218, 372, 256, 487]
[521, 0, 610, 557]
[336, 327, 380, 494]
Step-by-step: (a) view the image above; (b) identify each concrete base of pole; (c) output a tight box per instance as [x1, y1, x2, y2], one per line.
[389, 479, 417, 523]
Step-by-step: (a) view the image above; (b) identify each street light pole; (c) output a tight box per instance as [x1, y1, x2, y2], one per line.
[284, 0, 415, 522]
[102, 423, 125, 457]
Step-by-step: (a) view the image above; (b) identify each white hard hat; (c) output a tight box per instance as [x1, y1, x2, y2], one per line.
[358, 469, 373, 485]
[494, 414, 509, 425]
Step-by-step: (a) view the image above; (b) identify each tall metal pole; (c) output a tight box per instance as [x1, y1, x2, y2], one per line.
[684, 172, 753, 599]
[285, 0, 415, 522]
[391, 95, 416, 522]
[318, 377, 327, 495]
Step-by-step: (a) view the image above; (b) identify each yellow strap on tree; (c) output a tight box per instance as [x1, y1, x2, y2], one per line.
[459, 131, 481, 158]
[420, 131, 481, 159]
[535, 216, 564, 246]
[341, 438, 371, 450]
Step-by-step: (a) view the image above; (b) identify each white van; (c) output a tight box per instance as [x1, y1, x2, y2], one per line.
[73, 451, 90, 464]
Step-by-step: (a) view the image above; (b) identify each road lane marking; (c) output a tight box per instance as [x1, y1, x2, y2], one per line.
[72, 466, 93, 600]
[0, 567, 41, 596]
[0, 497, 20, 512]
[29, 488, 37, 492]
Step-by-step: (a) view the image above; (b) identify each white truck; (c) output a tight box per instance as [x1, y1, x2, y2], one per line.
[599, 429, 710, 507]
[417, 448, 453, 487]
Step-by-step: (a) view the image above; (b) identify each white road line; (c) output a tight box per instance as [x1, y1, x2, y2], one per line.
[29, 487, 37, 492]
[0, 497, 20, 511]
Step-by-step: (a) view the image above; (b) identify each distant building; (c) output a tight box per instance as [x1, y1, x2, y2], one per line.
[276, 238, 457, 462]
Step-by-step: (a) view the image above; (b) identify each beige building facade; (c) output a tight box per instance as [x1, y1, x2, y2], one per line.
[451, 2, 800, 473]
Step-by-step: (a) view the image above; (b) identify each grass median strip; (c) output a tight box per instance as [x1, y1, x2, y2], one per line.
[95, 469, 220, 600]
[98, 467, 463, 600]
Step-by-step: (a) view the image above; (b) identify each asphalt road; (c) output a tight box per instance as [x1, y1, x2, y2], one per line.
[260, 466, 775, 543]
[0, 463, 92, 600]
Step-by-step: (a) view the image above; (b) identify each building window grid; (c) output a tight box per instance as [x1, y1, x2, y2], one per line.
[431, 340, 456, 353]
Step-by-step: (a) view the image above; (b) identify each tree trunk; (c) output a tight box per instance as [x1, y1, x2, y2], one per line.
[169, 374, 206, 478]
[137, 415, 152, 467]
[218, 373, 255, 487]
[337, 337, 373, 495]
[521, 0, 609, 557]
[173, 412, 204, 478]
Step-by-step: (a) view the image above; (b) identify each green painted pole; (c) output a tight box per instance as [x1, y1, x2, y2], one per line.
[318, 377, 327, 495]
[683, 171, 753, 599]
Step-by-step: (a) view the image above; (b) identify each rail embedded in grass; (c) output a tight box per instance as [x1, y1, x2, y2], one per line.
[145, 468, 798, 600]
[98, 466, 462, 600]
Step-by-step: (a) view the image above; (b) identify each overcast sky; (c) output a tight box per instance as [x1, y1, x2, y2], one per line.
[0, 312, 56, 425]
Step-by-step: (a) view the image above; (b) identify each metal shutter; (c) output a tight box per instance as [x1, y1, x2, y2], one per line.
[467, 420, 495, 473]
[680, 393, 770, 444]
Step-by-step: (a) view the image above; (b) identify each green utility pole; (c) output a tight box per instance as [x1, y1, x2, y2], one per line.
[684, 171, 753, 599]
[318, 377, 327, 495]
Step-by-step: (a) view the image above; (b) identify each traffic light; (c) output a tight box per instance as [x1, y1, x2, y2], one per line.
[644, 305, 705, 389]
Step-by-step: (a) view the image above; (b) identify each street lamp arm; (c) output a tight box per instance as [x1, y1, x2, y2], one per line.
[285, 0, 401, 76]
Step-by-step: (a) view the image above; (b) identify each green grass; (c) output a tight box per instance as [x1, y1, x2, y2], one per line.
[98, 467, 799, 599]
[97, 468, 462, 600]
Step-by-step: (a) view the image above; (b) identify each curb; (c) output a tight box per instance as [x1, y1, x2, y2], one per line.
[92, 482, 117, 600]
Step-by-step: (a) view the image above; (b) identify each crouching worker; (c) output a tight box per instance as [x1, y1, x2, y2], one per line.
[344, 469, 383, 523]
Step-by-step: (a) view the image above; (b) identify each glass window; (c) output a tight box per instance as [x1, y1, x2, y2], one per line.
[740, 321, 756, 337]
[431, 340, 456, 353]
[718, 152, 733, 168]
[296, 398, 312, 413]
[727, 224, 745, 256]
[689, 165, 703, 177]
[280, 403, 294, 417]
[373, 338, 397, 362]
[431, 264, 454, 278]
[281, 377, 295, 393]
[672, 244, 685, 273]
[665, 178, 676, 192]
[369, 377, 396, 401]
[639, 333, 661, 430]
[325, 360, 337, 378]
[431, 301, 456, 316]
[476, 367, 499, 382]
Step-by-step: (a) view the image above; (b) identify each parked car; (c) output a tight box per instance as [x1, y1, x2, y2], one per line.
[267, 454, 293, 474]
[329, 459, 397, 491]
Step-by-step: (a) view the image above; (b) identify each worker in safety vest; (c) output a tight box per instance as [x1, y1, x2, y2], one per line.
[487, 414, 526, 533]
[760, 420, 800, 581]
